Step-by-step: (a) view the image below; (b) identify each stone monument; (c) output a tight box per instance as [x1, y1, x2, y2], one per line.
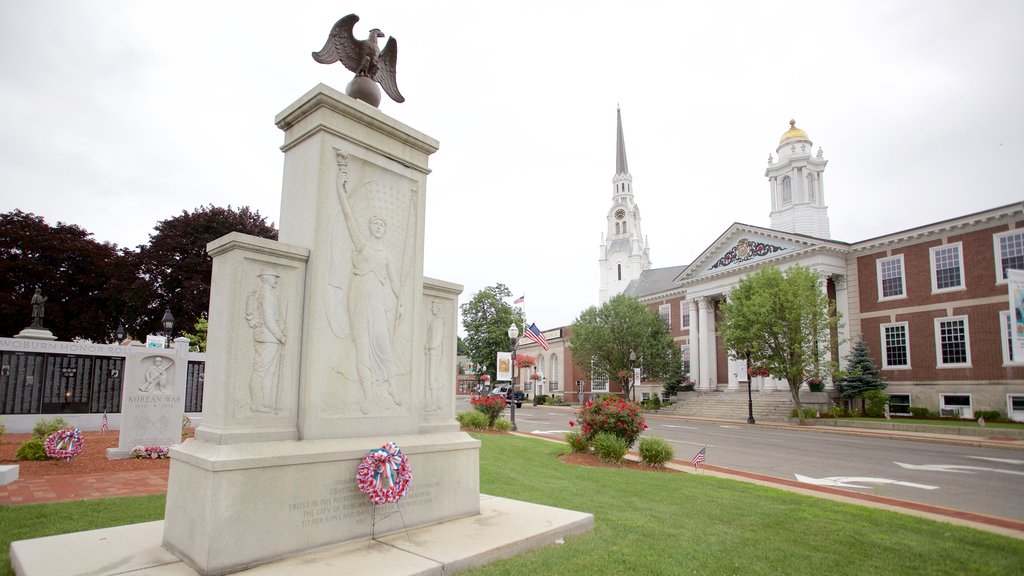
[11, 24, 591, 575]
[106, 338, 190, 459]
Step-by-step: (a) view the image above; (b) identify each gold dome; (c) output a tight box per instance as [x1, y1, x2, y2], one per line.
[779, 119, 808, 143]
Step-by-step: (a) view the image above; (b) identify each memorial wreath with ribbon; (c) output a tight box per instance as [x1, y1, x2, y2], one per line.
[355, 441, 412, 505]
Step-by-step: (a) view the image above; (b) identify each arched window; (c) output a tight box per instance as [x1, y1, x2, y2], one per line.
[782, 176, 792, 205]
[536, 355, 545, 392]
[549, 353, 559, 391]
[807, 173, 817, 202]
[622, 222, 627, 233]
[615, 222, 620, 234]
[617, 263, 622, 281]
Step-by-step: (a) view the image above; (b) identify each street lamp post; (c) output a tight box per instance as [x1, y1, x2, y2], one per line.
[115, 322, 125, 345]
[162, 309, 176, 349]
[507, 323, 519, 431]
[629, 350, 637, 402]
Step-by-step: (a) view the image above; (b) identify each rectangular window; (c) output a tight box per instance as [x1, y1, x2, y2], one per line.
[995, 230, 1024, 281]
[1009, 395, 1024, 423]
[680, 304, 690, 328]
[930, 242, 964, 292]
[935, 316, 971, 367]
[681, 345, 691, 376]
[877, 255, 906, 300]
[999, 311, 1024, 365]
[939, 394, 973, 419]
[881, 322, 910, 368]
[889, 394, 911, 415]
[591, 378, 608, 392]
[658, 304, 671, 326]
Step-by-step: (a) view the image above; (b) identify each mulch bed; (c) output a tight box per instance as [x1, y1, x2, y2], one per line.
[1, 432, 173, 477]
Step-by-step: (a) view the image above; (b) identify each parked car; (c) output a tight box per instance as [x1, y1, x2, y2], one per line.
[488, 385, 524, 408]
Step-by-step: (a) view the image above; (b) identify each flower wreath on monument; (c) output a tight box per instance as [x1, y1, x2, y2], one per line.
[355, 441, 412, 505]
[45, 428, 84, 461]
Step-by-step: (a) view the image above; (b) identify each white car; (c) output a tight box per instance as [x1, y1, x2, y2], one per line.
[488, 385, 523, 408]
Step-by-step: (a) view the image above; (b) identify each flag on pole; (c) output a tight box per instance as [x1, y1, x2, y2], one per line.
[100, 412, 109, 434]
[524, 323, 549, 351]
[978, 415, 986, 428]
[513, 295, 525, 305]
[691, 446, 706, 469]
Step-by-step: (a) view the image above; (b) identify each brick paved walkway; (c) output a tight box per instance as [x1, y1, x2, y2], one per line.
[0, 469, 169, 505]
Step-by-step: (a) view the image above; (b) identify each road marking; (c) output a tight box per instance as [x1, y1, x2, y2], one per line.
[531, 430, 572, 435]
[965, 456, 1024, 465]
[795, 474, 938, 490]
[719, 425, 740, 429]
[660, 424, 699, 430]
[667, 439, 713, 447]
[894, 462, 1024, 476]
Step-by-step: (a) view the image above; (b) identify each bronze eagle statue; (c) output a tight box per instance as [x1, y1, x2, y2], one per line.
[312, 14, 405, 106]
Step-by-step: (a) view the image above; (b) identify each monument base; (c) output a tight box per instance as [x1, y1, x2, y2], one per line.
[162, 431, 484, 575]
[13, 328, 56, 341]
[11, 495, 594, 576]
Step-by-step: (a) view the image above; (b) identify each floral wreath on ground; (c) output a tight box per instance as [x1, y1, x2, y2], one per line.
[355, 441, 412, 505]
[45, 428, 84, 461]
[131, 445, 170, 459]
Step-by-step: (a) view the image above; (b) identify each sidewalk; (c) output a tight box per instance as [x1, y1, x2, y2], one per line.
[0, 469, 169, 505]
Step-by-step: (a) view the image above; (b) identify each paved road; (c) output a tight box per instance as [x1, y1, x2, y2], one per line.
[467, 400, 1024, 523]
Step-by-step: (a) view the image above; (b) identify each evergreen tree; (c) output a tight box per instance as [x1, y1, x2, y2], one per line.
[836, 339, 885, 398]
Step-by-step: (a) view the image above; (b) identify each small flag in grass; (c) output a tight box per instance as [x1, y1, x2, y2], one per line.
[691, 446, 706, 469]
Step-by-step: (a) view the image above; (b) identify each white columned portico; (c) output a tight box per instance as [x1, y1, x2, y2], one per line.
[688, 299, 700, 388]
[697, 298, 713, 390]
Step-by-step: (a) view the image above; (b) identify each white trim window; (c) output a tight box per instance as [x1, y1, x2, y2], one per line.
[591, 377, 609, 393]
[659, 303, 671, 326]
[939, 394, 973, 419]
[881, 322, 911, 369]
[994, 229, 1024, 283]
[888, 393, 911, 415]
[934, 316, 971, 367]
[930, 242, 964, 293]
[877, 255, 906, 300]
[680, 303, 690, 328]
[681, 344, 691, 376]
[1008, 395, 1024, 423]
[999, 311, 1024, 366]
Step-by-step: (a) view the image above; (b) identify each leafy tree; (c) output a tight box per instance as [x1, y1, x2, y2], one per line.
[460, 283, 524, 381]
[457, 336, 470, 356]
[836, 338, 885, 403]
[181, 314, 209, 352]
[0, 210, 131, 341]
[661, 345, 689, 396]
[568, 294, 675, 400]
[719, 265, 840, 423]
[134, 205, 277, 341]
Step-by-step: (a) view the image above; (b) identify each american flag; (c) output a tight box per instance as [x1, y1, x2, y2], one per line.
[100, 412, 109, 434]
[691, 446, 706, 469]
[524, 323, 549, 351]
[513, 295, 525, 304]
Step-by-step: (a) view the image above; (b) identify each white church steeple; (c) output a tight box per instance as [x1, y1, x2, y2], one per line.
[599, 107, 651, 304]
[765, 119, 830, 238]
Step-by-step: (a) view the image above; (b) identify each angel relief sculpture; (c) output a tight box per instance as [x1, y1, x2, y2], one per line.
[327, 151, 417, 414]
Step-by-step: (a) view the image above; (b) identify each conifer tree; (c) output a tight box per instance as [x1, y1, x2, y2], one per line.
[836, 339, 885, 398]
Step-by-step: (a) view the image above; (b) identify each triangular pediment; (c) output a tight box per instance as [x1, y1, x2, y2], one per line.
[675, 223, 837, 283]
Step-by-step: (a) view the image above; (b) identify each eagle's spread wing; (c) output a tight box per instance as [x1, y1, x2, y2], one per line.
[375, 37, 405, 103]
[311, 14, 363, 74]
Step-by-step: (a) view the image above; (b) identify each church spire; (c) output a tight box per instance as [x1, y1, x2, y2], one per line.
[599, 106, 650, 304]
[616, 105, 629, 176]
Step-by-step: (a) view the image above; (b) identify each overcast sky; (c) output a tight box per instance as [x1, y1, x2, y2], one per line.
[2, 1, 1022, 331]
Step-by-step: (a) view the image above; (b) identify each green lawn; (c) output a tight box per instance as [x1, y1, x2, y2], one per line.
[3, 435, 1023, 576]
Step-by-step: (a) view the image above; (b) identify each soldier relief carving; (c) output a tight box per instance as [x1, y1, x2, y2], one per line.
[424, 300, 445, 412]
[327, 151, 416, 415]
[246, 268, 287, 414]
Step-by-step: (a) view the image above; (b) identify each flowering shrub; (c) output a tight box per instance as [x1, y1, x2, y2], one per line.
[515, 355, 536, 368]
[747, 366, 770, 378]
[571, 397, 647, 448]
[471, 395, 507, 427]
[131, 445, 170, 459]
[565, 430, 589, 453]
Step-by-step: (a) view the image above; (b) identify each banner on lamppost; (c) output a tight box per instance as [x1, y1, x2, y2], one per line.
[1009, 269, 1024, 360]
[496, 352, 512, 382]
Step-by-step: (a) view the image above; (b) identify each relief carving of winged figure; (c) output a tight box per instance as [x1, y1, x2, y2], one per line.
[312, 14, 405, 106]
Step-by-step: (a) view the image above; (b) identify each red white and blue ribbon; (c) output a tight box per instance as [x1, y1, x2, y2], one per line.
[355, 442, 412, 505]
